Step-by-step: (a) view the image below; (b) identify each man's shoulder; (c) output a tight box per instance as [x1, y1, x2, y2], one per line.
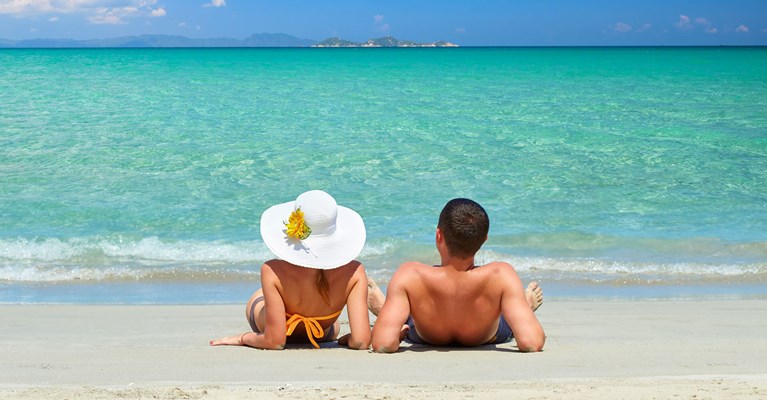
[477, 261, 520, 277]
[399, 261, 432, 270]
[477, 260, 513, 270]
[389, 261, 430, 286]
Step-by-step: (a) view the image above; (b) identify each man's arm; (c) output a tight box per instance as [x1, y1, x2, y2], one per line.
[371, 265, 414, 353]
[499, 265, 545, 352]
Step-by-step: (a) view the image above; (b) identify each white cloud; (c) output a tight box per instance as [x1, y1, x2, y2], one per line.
[373, 14, 389, 32]
[0, 0, 43, 14]
[736, 24, 750, 33]
[455, 27, 466, 34]
[89, 13, 123, 24]
[636, 23, 652, 33]
[0, 1, 166, 24]
[178, 21, 186, 27]
[86, 4, 164, 25]
[613, 22, 632, 33]
[1, 1, 113, 15]
[202, 0, 225, 8]
[48, 15, 59, 22]
[693, 17, 717, 34]
[675, 15, 721, 33]
[675, 15, 693, 31]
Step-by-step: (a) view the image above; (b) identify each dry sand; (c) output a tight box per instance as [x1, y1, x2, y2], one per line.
[1, 300, 766, 399]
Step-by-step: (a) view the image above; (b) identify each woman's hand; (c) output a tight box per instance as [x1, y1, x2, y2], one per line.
[209, 332, 249, 346]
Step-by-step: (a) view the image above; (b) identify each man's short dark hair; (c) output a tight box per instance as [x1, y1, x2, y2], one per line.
[437, 198, 489, 259]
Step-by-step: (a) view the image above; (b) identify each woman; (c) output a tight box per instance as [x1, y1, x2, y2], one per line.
[210, 190, 371, 350]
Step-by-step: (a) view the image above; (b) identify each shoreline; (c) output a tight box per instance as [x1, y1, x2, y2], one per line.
[1, 300, 765, 398]
[3, 280, 766, 305]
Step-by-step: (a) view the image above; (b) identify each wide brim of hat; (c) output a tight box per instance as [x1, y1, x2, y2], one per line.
[260, 201, 366, 270]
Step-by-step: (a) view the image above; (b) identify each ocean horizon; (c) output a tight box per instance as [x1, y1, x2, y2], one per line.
[1, 47, 765, 304]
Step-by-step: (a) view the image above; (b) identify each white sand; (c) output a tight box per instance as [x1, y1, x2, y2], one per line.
[1, 300, 766, 399]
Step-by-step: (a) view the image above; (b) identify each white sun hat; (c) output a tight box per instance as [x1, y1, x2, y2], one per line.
[260, 190, 366, 269]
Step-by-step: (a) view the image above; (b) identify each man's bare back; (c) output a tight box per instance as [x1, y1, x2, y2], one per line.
[370, 198, 546, 353]
[370, 261, 545, 352]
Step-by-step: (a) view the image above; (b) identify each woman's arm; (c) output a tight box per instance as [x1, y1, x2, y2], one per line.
[209, 331, 263, 346]
[340, 263, 371, 350]
[210, 263, 288, 350]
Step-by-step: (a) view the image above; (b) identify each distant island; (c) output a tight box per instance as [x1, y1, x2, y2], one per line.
[312, 36, 458, 48]
[0, 33, 457, 48]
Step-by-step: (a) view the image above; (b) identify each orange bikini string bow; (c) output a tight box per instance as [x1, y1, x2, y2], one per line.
[284, 310, 342, 348]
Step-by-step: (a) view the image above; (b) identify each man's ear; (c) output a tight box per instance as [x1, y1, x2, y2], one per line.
[436, 227, 444, 244]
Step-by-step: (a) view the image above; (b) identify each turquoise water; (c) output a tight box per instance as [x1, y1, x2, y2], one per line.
[1, 48, 766, 303]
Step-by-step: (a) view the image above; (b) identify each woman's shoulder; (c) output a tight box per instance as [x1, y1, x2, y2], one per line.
[324, 261, 366, 287]
[345, 260, 368, 281]
[333, 260, 365, 274]
[262, 259, 292, 268]
[260, 260, 311, 285]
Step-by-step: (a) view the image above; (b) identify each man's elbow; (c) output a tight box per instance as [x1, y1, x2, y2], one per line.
[515, 335, 545, 352]
[372, 344, 399, 353]
[371, 337, 399, 353]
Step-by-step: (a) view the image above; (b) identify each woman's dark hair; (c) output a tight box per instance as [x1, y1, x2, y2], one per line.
[437, 198, 489, 259]
[316, 270, 330, 305]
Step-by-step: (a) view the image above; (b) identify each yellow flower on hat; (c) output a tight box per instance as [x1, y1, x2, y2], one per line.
[285, 208, 312, 240]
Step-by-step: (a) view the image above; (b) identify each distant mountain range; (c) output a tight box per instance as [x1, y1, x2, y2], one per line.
[0, 33, 457, 48]
[0, 33, 314, 48]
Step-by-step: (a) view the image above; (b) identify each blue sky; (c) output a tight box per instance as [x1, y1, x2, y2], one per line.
[1, 0, 766, 45]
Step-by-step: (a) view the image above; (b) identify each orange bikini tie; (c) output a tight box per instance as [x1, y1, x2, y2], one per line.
[285, 309, 343, 348]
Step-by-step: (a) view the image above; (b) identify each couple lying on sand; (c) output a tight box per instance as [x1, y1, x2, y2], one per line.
[210, 190, 545, 352]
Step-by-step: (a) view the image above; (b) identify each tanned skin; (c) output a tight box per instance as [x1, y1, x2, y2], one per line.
[371, 228, 545, 353]
[211, 260, 371, 350]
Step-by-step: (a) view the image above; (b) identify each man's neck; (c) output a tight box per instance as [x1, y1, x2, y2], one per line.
[439, 255, 476, 272]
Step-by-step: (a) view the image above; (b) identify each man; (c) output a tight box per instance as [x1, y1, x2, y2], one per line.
[369, 198, 545, 353]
